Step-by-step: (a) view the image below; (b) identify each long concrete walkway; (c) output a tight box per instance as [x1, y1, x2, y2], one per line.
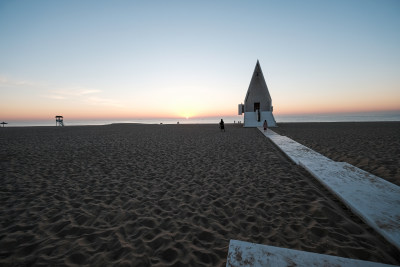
[227, 240, 398, 267]
[258, 128, 400, 251]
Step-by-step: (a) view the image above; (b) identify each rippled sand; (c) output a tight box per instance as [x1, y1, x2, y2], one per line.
[1, 124, 399, 266]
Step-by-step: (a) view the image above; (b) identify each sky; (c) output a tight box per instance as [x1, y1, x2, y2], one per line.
[1, 0, 399, 121]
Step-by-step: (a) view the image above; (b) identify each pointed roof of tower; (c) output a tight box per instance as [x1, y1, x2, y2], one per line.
[244, 60, 272, 105]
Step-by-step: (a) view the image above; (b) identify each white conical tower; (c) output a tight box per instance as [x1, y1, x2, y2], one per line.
[238, 60, 277, 127]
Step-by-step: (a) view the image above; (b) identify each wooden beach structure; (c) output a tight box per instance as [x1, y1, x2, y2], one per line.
[238, 60, 277, 127]
[1, 122, 7, 127]
[55, 116, 64, 126]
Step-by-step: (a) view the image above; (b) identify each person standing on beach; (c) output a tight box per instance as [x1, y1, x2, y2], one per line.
[219, 119, 225, 132]
[263, 120, 268, 132]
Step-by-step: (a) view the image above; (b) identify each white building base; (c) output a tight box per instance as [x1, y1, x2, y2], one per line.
[244, 111, 277, 127]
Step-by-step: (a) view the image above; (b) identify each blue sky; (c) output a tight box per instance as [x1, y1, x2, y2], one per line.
[1, 0, 399, 120]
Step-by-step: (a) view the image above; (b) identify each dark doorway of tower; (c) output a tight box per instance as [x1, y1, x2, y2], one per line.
[254, 102, 260, 122]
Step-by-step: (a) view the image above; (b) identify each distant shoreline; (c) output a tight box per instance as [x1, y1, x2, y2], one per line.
[1, 119, 400, 128]
[2, 110, 400, 127]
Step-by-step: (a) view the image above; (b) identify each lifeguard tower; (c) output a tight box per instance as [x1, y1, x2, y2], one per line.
[55, 116, 64, 126]
[238, 60, 277, 127]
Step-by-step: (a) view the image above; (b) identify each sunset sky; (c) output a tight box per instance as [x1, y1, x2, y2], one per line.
[1, 0, 399, 121]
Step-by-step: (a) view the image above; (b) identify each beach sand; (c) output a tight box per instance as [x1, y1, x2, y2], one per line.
[1, 124, 399, 266]
[273, 122, 400, 186]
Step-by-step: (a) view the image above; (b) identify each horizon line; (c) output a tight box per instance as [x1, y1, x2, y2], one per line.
[3, 109, 400, 122]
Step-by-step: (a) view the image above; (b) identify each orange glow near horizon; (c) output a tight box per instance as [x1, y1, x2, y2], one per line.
[2, 86, 399, 121]
[3, 105, 400, 121]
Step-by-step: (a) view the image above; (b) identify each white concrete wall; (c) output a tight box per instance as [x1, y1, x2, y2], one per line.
[238, 104, 244, 115]
[244, 111, 276, 127]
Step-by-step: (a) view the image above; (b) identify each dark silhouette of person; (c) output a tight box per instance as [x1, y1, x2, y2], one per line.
[263, 120, 268, 132]
[219, 119, 225, 132]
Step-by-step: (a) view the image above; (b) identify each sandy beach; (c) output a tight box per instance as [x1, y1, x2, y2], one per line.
[274, 122, 400, 186]
[1, 123, 399, 266]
